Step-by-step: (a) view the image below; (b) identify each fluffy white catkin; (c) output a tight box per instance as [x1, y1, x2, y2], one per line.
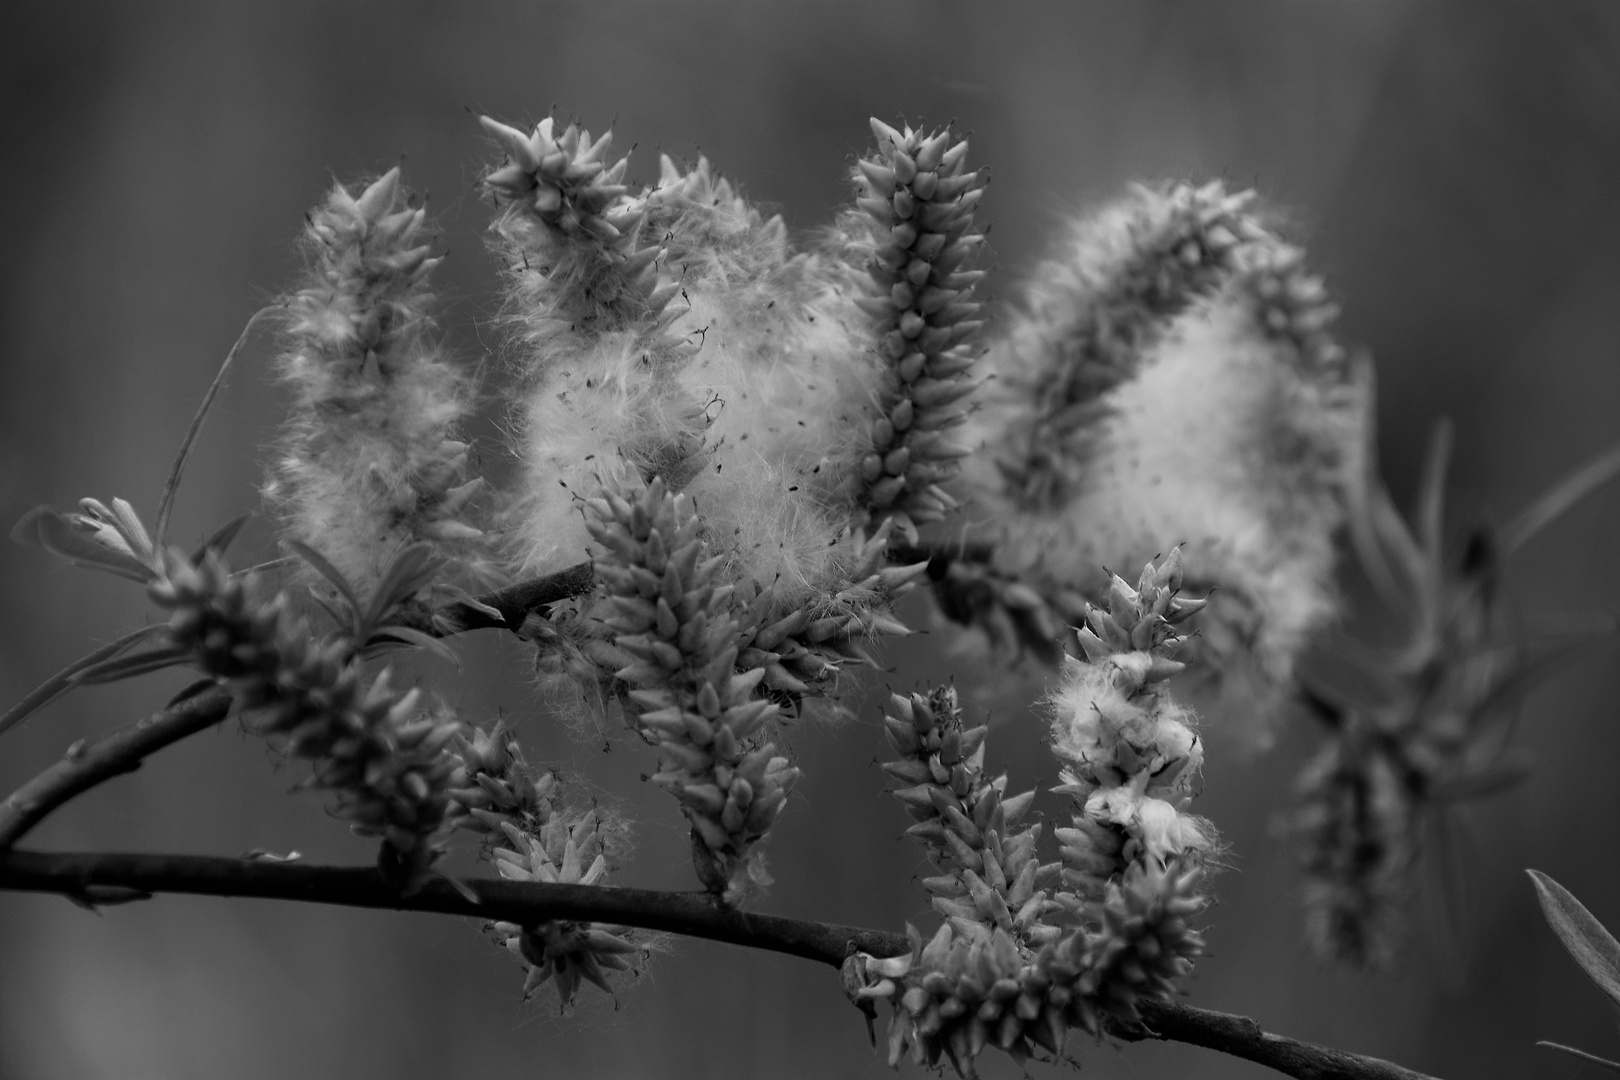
[485, 118, 886, 608]
[958, 182, 1364, 741]
[264, 168, 483, 596]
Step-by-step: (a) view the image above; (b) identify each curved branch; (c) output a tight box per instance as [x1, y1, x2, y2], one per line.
[423, 542, 992, 637]
[0, 848, 1446, 1080]
[0, 685, 233, 848]
[0, 848, 898, 964]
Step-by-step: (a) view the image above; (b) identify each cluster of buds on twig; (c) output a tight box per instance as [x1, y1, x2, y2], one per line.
[882, 687, 1061, 945]
[450, 721, 645, 1008]
[850, 119, 986, 543]
[585, 477, 798, 902]
[1048, 548, 1215, 908]
[265, 168, 484, 595]
[847, 858, 1207, 1077]
[147, 546, 464, 890]
[482, 114, 681, 325]
[733, 523, 925, 709]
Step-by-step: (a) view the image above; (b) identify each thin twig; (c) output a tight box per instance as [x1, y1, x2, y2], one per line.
[0, 685, 232, 848]
[1126, 1000, 1445, 1080]
[0, 848, 1447, 1080]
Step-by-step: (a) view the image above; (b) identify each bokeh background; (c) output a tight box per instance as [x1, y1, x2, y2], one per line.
[3, 2, 1620, 1077]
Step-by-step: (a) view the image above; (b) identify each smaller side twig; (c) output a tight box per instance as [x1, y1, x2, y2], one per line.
[0, 684, 233, 848]
[1128, 1000, 1444, 1080]
[431, 560, 597, 633]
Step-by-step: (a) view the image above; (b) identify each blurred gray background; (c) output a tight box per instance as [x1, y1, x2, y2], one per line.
[3, 2, 1620, 1078]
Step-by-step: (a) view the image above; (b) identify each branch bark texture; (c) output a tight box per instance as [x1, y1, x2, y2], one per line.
[0, 848, 1446, 1080]
[0, 685, 233, 848]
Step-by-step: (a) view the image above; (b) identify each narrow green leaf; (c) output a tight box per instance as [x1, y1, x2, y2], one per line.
[166, 677, 221, 708]
[1528, 869, 1620, 1011]
[0, 624, 169, 739]
[363, 625, 461, 667]
[284, 539, 362, 631]
[155, 306, 276, 549]
[362, 544, 442, 633]
[71, 647, 192, 685]
[190, 513, 252, 565]
[12, 506, 156, 583]
[1538, 1041, 1620, 1074]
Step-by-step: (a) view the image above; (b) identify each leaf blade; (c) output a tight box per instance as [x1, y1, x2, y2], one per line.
[0, 623, 169, 739]
[1528, 869, 1620, 1011]
[12, 506, 156, 583]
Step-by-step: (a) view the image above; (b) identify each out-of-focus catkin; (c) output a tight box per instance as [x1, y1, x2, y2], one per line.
[264, 169, 484, 596]
[958, 182, 1364, 742]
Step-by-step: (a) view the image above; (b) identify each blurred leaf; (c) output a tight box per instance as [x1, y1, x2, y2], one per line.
[12, 505, 156, 583]
[1501, 441, 1620, 558]
[190, 513, 252, 565]
[1416, 419, 1453, 573]
[363, 625, 460, 667]
[0, 623, 169, 739]
[1428, 748, 1534, 802]
[1528, 870, 1620, 1012]
[1470, 632, 1615, 725]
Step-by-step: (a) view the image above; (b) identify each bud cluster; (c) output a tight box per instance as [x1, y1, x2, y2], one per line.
[147, 552, 463, 889]
[1048, 548, 1215, 906]
[883, 687, 1061, 945]
[584, 478, 799, 902]
[733, 523, 925, 709]
[848, 859, 1206, 1077]
[481, 113, 686, 344]
[450, 721, 645, 1008]
[265, 168, 483, 595]
[850, 119, 986, 542]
